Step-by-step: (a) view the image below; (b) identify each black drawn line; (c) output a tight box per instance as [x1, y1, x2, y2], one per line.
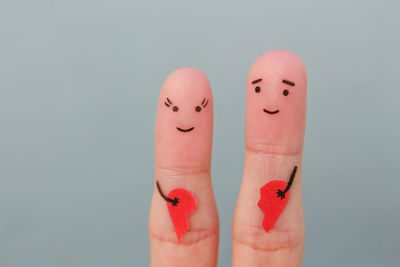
[282, 80, 295, 86]
[177, 127, 194, 133]
[263, 109, 279, 114]
[156, 181, 179, 206]
[276, 166, 298, 200]
[284, 166, 297, 193]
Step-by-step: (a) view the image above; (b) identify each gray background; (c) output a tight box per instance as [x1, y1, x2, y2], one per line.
[1, 0, 399, 266]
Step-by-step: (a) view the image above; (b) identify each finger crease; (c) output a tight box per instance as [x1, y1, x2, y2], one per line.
[245, 146, 302, 157]
[150, 228, 218, 246]
[233, 235, 303, 253]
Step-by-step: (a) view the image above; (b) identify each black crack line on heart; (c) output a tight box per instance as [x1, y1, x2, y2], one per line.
[156, 181, 179, 206]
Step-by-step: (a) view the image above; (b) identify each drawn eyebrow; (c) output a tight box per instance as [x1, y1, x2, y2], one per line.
[282, 79, 295, 86]
[202, 98, 209, 108]
[252, 78, 262, 84]
[165, 97, 172, 107]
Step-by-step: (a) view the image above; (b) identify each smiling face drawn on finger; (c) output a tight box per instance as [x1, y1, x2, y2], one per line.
[164, 97, 210, 133]
[251, 77, 296, 115]
[156, 67, 213, 168]
[245, 50, 307, 154]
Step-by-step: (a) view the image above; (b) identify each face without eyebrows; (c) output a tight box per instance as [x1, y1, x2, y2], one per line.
[155, 67, 213, 168]
[245, 50, 307, 154]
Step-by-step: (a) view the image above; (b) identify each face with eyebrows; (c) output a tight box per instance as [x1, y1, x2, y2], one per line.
[251, 78, 296, 115]
[156, 68, 213, 167]
[156, 67, 213, 137]
[163, 96, 210, 133]
[245, 51, 307, 152]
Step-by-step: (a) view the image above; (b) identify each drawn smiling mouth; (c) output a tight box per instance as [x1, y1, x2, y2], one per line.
[263, 109, 279, 114]
[176, 127, 195, 133]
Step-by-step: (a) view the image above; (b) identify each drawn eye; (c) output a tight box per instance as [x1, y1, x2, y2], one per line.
[283, 89, 289, 96]
[172, 106, 179, 112]
[195, 106, 201, 112]
[255, 86, 261, 93]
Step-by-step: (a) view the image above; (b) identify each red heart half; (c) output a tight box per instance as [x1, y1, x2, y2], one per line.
[257, 166, 297, 233]
[258, 180, 289, 233]
[167, 189, 197, 243]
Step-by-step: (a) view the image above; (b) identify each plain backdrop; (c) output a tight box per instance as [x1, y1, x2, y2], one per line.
[1, 0, 399, 266]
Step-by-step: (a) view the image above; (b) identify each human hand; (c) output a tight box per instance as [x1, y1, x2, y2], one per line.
[149, 50, 307, 267]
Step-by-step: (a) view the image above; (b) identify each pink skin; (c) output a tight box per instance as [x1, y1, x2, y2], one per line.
[155, 68, 213, 170]
[233, 51, 307, 266]
[150, 68, 218, 267]
[245, 50, 307, 154]
[150, 53, 307, 266]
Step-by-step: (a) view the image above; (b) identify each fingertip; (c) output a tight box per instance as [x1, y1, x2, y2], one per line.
[155, 67, 213, 170]
[245, 50, 307, 154]
[162, 67, 211, 94]
[250, 50, 306, 72]
[248, 50, 307, 96]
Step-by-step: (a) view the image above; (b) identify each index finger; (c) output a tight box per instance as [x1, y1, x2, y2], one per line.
[148, 68, 219, 267]
[233, 50, 307, 266]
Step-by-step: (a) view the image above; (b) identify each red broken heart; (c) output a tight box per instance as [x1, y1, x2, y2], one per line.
[156, 181, 197, 243]
[166, 189, 196, 243]
[257, 166, 297, 233]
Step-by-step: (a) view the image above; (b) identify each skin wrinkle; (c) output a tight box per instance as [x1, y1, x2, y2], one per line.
[233, 220, 305, 252]
[243, 151, 301, 189]
[149, 227, 219, 246]
[246, 142, 304, 156]
[245, 147, 302, 157]
[235, 218, 303, 236]
[233, 238, 303, 253]
[149, 194, 219, 247]
[155, 165, 211, 177]
[233, 204, 305, 251]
